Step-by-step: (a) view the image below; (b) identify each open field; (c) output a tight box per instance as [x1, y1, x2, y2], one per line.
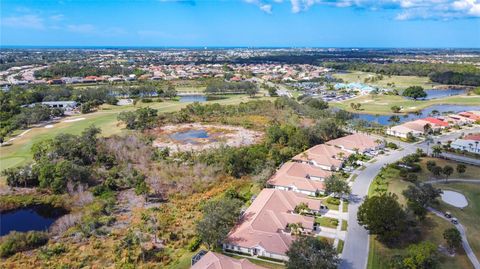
[417, 157, 480, 182]
[332, 94, 480, 115]
[367, 158, 479, 269]
[332, 71, 444, 89]
[0, 94, 272, 175]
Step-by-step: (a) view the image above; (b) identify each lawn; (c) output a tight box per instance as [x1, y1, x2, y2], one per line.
[432, 183, 480, 259]
[417, 157, 480, 182]
[332, 71, 442, 90]
[0, 95, 272, 176]
[366, 158, 478, 269]
[331, 94, 480, 115]
[315, 216, 339, 229]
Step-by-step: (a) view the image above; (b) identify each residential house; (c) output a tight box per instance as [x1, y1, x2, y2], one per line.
[292, 144, 350, 171]
[191, 251, 265, 269]
[422, 117, 449, 128]
[451, 139, 480, 155]
[386, 119, 432, 138]
[464, 133, 480, 141]
[327, 133, 383, 154]
[267, 162, 332, 196]
[224, 189, 324, 261]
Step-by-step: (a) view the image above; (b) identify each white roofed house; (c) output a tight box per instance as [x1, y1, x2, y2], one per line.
[450, 139, 480, 155]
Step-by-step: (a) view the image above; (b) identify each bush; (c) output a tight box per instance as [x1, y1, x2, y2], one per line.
[325, 197, 341, 205]
[187, 237, 202, 251]
[0, 231, 49, 258]
[387, 142, 398, 150]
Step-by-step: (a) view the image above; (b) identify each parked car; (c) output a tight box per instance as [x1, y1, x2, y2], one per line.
[444, 211, 452, 218]
[451, 218, 459, 225]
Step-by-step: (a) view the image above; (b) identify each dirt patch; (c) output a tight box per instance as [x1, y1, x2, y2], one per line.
[151, 123, 263, 152]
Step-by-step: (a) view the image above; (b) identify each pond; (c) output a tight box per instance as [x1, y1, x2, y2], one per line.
[179, 95, 207, 102]
[353, 104, 480, 126]
[169, 129, 211, 144]
[179, 95, 226, 103]
[421, 89, 467, 100]
[1, 206, 67, 236]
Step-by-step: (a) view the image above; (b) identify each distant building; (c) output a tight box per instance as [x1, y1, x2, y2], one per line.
[451, 139, 480, 155]
[40, 101, 77, 110]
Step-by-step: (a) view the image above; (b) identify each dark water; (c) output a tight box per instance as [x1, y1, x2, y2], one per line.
[170, 129, 210, 144]
[179, 95, 226, 103]
[412, 89, 467, 100]
[180, 95, 207, 102]
[1, 206, 66, 236]
[354, 104, 480, 126]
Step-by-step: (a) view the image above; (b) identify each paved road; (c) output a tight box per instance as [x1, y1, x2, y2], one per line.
[428, 207, 480, 269]
[339, 144, 417, 269]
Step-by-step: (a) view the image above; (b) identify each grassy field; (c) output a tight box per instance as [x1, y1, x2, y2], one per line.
[434, 183, 480, 259]
[332, 94, 480, 115]
[332, 71, 442, 89]
[0, 94, 271, 176]
[366, 158, 479, 269]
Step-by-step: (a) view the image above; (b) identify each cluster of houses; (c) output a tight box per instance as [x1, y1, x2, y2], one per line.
[146, 63, 329, 82]
[386, 111, 480, 139]
[218, 133, 380, 263]
[451, 133, 480, 155]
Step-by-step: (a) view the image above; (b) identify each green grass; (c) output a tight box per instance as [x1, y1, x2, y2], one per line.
[331, 94, 480, 115]
[342, 200, 349, 212]
[341, 220, 348, 231]
[417, 157, 480, 182]
[0, 95, 273, 179]
[433, 183, 480, 259]
[315, 217, 339, 229]
[324, 197, 340, 211]
[367, 158, 478, 269]
[337, 240, 345, 254]
[332, 71, 442, 90]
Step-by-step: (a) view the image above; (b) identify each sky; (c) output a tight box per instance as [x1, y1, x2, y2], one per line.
[1, 0, 480, 48]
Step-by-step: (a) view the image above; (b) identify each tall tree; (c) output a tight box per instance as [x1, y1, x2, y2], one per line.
[443, 228, 462, 253]
[196, 198, 242, 249]
[286, 236, 339, 269]
[357, 193, 408, 244]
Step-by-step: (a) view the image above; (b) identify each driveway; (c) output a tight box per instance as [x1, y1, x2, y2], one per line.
[339, 144, 417, 269]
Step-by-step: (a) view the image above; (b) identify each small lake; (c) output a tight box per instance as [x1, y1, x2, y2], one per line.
[179, 95, 207, 102]
[170, 129, 210, 144]
[1, 206, 67, 236]
[353, 104, 480, 126]
[179, 95, 226, 103]
[405, 89, 467, 100]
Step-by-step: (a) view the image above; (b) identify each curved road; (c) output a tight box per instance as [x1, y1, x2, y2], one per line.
[428, 207, 480, 269]
[339, 144, 417, 269]
[340, 139, 480, 269]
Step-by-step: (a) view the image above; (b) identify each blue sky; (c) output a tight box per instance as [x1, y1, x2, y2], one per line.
[1, 0, 479, 48]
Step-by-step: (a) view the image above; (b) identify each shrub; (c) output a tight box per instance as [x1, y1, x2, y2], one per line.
[326, 197, 341, 205]
[0, 231, 49, 258]
[387, 142, 398, 149]
[187, 237, 202, 251]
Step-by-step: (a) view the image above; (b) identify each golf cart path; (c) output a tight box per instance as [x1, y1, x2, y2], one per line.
[428, 207, 480, 269]
[424, 179, 480, 184]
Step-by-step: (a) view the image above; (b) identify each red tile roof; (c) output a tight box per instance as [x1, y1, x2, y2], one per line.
[422, 117, 449, 127]
[191, 251, 265, 269]
[267, 162, 330, 193]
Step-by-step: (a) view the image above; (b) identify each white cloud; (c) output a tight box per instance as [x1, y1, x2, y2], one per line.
[67, 24, 96, 34]
[260, 4, 273, 13]
[243, 0, 480, 19]
[1, 15, 45, 29]
[49, 14, 65, 21]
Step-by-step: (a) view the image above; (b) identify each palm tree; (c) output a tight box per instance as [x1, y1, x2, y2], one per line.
[432, 145, 442, 157]
[423, 123, 432, 135]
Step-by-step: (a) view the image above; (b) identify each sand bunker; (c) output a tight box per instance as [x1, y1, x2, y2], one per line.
[63, 117, 86, 123]
[152, 123, 263, 152]
[45, 124, 54, 128]
[441, 190, 468, 208]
